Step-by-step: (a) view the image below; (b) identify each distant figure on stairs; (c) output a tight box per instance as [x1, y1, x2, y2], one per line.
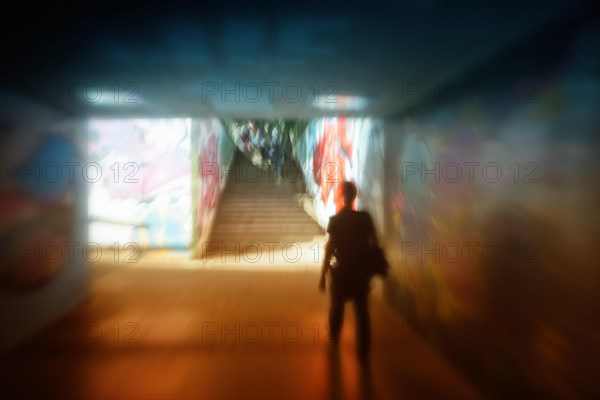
[269, 125, 282, 182]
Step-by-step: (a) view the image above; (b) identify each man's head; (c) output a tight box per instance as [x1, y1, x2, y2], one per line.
[341, 181, 357, 207]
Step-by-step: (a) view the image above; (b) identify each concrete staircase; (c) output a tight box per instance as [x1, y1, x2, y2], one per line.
[209, 152, 325, 252]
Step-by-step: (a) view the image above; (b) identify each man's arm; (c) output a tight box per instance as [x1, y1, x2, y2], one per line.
[319, 220, 336, 292]
[319, 237, 336, 292]
[365, 212, 379, 247]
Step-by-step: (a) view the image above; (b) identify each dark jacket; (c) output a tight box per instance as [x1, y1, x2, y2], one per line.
[326, 208, 377, 296]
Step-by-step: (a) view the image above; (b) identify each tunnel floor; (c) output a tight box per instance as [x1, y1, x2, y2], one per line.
[1, 259, 483, 399]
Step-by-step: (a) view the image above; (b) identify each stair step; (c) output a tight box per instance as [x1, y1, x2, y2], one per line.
[221, 191, 301, 196]
[216, 210, 304, 214]
[218, 201, 304, 205]
[212, 226, 323, 234]
[215, 215, 317, 222]
[215, 205, 308, 211]
[214, 214, 312, 220]
[216, 204, 307, 210]
[217, 206, 304, 211]
[220, 198, 302, 204]
[207, 237, 324, 246]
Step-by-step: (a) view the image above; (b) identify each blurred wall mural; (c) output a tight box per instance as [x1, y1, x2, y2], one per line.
[381, 21, 598, 398]
[0, 103, 89, 352]
[1, 123, 81, 289]
[88, 119, 192, 249]
[294, 117, 385, 233]
[193, 118, 236, 257]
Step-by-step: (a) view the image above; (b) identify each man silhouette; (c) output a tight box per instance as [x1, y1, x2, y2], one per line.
[319, 181, 378, 363]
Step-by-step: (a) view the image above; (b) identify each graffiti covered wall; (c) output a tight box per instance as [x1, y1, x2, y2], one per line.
[193, 118, 236, 257]
[88, 119, 192, 249]
[382, 19, 599, 398]
[1, 97, 88, 351]
[294, 117, 385, 234]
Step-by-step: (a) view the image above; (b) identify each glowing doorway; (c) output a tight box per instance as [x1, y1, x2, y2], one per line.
[87, 118, 192, 249]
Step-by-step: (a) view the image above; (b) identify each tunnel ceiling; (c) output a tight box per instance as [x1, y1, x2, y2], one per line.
[1, 0, 590, 119]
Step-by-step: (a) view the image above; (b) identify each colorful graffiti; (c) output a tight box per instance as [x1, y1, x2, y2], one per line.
[1, 129, 80, 290]
[87, 119, 192, 249]
[294, 117, 385, 233]
[194, 118, 236, 257]
[382, 22, 599, 398]
[313, 118, 352, 212]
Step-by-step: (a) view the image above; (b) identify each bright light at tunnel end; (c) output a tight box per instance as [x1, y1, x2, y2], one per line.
[310, 94, 370, 111]
[89, 91, 145, 106]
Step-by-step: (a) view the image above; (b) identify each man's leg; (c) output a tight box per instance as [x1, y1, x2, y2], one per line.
[353, 292, 371, 361]
[329, 292, 345, 343]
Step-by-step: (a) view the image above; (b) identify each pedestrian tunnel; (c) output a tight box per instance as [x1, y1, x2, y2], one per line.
[1, 2, 598, 398]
